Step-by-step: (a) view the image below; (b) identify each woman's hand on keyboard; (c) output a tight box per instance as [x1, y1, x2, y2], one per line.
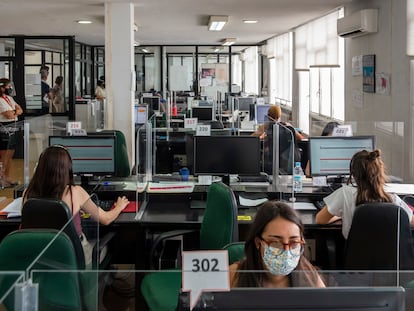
[114, 196, 129, 211]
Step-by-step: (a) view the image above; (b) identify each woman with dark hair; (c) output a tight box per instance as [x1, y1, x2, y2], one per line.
[50, 76, 64, 113]
[23, 145, 129, 266]
[230, 201, 324, 288]
[316, 149, 414, 239]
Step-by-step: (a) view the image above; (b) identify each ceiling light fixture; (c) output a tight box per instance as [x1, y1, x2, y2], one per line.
[222, 38, 237, 46]
[77, 20, 93, 24]
[243, 20, 258, 24]
[141, 48, 149, 53]
[208, 15, 228, 31]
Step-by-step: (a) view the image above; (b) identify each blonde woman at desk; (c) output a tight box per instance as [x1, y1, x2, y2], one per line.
[315, 149, 414, 239]
[230, 201, 324, 288]
[22, 145, 129, 266]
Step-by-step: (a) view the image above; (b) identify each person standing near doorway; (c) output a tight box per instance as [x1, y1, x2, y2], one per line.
[40, 65, 51, 113]
[0, 78, 23, 187]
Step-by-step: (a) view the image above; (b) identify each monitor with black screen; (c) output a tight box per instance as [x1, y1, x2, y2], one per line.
[255, 104, 271, 124]
[309, 135, 375, 177]
[178, 287, 405, 311]
[193, 136, 261, 184]
[49, 135, 116, 187]
[142, 96, 160, 113]
[237, 97, 255, 111]
[192, 107, 214, 121]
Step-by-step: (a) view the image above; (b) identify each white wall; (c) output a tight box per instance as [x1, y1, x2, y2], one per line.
[344, 0, 413, 181]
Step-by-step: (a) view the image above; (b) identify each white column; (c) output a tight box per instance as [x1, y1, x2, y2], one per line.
[105, 2, 135, 166]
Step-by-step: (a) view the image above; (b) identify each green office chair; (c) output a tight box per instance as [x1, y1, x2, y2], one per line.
[99, 130, 131, 177]
[0, 229, 83, 311]
[141, 182, 239, 311]
[21, 198, 115, 270]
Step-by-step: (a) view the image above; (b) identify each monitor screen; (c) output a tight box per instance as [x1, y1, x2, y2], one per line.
[255, 104, 271, 124]
[142, 96, 160, 111]
[179, 287, 405, 311]
[135, 104, 148, 124]
[49, 135, 116, 176]
[237, 97, 255, 111]
[309, 136, 375, 176]
[193, 136, 261, 176]
[192, 107, 214, 121]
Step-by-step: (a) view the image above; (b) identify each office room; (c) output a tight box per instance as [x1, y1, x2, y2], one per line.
[0, 0, 414, 310]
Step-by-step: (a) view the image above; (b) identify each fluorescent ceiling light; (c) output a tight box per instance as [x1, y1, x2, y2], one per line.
[77, 20, 92, 24]
[222, 38, 237, 46]
[141, 48, 149, 53]
[243, 20, 258, 24]
[208, 15, 228, 31]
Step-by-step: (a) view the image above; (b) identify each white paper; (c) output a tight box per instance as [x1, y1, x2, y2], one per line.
[238, 196, 268, 207]
[384, 183, 414, 195]
[290, 202, 317, 211]
[3, 197, 22, 218]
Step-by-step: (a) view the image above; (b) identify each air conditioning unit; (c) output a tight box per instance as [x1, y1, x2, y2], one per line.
[337, 9, 378, 38]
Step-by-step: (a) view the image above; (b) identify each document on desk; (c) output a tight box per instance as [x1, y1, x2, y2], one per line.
[147, 182, 195, 193]
[384, 183, 414, 195]
[238, 195, 268, 207]
[290, 202, 317, 211]
[1, 197, 22, 218]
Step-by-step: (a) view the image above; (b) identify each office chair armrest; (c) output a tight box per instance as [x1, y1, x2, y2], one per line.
[92, 231, 116, 267]
[149, 229, 197, 269]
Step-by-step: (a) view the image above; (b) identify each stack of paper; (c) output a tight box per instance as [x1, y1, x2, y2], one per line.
[2, 197, 22, 218]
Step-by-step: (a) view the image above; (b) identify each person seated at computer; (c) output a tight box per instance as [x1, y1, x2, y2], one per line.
[315, 149, 414, 239]
[230, 201, 325, 288]
[305, 121, 340, 176]
[251, 105, 304, 141]
[22, 145, 129, 266]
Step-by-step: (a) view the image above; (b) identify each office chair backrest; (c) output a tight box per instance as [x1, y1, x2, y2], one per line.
[21, 198, 86, 269]
[344, 202, 414, 270]
[0, 229, 82, 311]
[97, 130, 131, 177]
[200, 182, 239, 250]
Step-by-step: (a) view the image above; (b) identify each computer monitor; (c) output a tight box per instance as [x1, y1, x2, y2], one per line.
[237, 97, 255, 111]
[193, 136, 261, 183]
[135, 104, 148, 124]
[192, 107, 214, 121]
[142, 96, 160, 112]
[49, 135, 116, 186]
[255, 104, 271, 124]
[179, 287, 405, 311]
[309, 135, 375, 177]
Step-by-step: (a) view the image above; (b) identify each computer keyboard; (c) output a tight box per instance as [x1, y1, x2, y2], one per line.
[97, 199, 115, 211]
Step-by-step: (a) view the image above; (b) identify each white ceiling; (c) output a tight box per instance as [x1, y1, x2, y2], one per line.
[0, 0, 353, 46]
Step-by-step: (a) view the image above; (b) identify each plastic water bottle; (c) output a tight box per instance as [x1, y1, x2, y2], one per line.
[293, 162, 303, 192]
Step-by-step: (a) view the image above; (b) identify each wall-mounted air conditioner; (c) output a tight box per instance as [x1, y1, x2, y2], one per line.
[337, 9, 378, 38]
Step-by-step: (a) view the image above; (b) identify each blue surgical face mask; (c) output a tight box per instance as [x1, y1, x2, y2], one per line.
[262, 243, 301, 276]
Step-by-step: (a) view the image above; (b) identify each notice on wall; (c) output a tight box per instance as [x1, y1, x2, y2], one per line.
[352, 55, 363, 76]
[375, 72, 391, 95]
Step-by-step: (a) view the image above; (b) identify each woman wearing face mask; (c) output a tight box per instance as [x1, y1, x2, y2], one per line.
[0, 78, 23, 187]
[230, 201, 324, 287]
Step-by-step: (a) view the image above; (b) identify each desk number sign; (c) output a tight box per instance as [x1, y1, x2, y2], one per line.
[182, 250, 230, 310]
[66, 121, 82, 135]
[185, 118, 198, 129]
[196, 124, 211, 136]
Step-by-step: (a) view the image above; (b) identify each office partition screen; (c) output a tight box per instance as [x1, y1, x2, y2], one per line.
[309, 136, 375, 176]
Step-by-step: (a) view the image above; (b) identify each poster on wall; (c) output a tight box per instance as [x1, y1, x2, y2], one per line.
[375, 72, 391, 95]
[362, 54, 375, 93]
